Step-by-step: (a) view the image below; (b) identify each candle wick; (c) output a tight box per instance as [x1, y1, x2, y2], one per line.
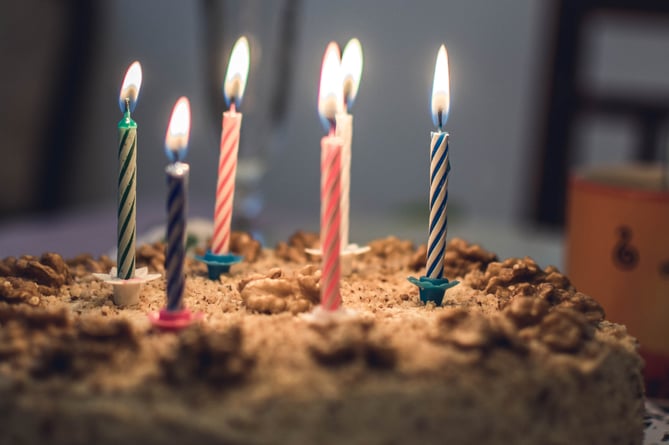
[230, 101, 237, 114]
[328, 121, 336, 137]
[125, 97, 131, 115]
[437, 110, 443, 132]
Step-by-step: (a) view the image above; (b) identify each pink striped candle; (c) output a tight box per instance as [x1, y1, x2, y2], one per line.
[212, 36, 250, 255]
[320, 132, 343, 310]
[318, 42, 345, 311]
[212, 105, 242, 254]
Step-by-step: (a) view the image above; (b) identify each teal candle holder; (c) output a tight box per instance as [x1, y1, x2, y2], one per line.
[407, 275, 459, 306]
[195, 251, 243, 279]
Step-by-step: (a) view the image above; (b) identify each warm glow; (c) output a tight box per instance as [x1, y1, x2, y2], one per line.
[118, 61, 142, 113]
[318, 41, 343, 130]
[341, 38, 363, 109]
[431, 45, 450, 129]
[224, 36, 250, 107]
[164, 97, 191, 162]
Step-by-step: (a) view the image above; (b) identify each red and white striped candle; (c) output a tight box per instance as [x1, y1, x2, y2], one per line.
[318, 42, 344, 311]
[320, 132, 343, 310]
[212, 36, 250, 255]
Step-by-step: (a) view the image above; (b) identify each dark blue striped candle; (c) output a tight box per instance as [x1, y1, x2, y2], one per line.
[427, 44, 451, 280]
[164, 97, 191, 312]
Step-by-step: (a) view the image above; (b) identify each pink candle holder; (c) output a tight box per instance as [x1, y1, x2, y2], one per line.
[148, 308, 204, 331]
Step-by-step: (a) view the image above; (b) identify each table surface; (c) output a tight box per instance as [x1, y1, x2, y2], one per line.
[0, 201, 564, 269]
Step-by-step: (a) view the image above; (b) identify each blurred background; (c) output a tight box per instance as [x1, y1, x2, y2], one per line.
[1, 0, 669, 262]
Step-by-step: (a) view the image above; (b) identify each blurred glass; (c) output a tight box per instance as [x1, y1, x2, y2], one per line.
[202, 0, 301, 239]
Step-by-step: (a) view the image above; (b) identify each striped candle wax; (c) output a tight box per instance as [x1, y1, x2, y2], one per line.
[117, 61, 142, 280]
[320, 133, 343, 310]
[165, 162, 189, 311]
[164, 97, 191, 312]
[317, 42, 344, 311]
[212, 106, 242, 254]
[334, 113, 352, 249]
[212, 36, 249, 255]
[335, 38, 364, 251]
[426, 44, 451, 279]
[427, 131, 449, 278]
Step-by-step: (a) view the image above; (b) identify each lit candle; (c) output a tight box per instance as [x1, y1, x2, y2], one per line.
[427, 45, 451, 279]
[407, 44, 458, 305]
[164, 97, 191, 312]
[336, 38, 363, 250]
[318, 42, 344, 311]
[212, 36, 250, 255]
[117, 61, 142, 280]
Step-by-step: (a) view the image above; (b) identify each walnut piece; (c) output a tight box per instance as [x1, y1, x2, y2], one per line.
[470, 257, 576, 307]
[443, 238, 498, 279]
[275, 231, 319, 263]
[239, 267, 320, 314]
[430, 308, 523, 352]
[503, 296, 550, 328]
[0, 253, 71, 305]
[538, 309, 592, 352]
[136, 242, 166, 273]
[230, 231, 262, 262]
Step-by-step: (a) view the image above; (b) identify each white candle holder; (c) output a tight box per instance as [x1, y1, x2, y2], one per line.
[305, 243, 370, 276]
[93, 267, 161, 306]
[300, 305, 358, 325]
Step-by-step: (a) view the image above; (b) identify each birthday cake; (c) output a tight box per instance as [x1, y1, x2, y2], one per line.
[0, 232, 644, 444]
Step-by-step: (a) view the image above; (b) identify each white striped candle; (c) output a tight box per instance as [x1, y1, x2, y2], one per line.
[320, 134, 343, 310]
[335, 112, 352, 249]
[164, 97, 191, 312]
[116, 61, 142, 280]
[212, 36, 249, 255]
[336, 38, 364, 251]
[427, 44, 451, 279]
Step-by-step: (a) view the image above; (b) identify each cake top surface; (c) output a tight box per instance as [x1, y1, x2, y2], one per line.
[0, 232, 640, 399]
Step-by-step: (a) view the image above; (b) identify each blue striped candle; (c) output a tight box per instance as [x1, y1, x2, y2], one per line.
[165, 162, 189, 311]
[164, 97, 191, 312]
[427, 132, 449, 279]
[427, 44, 451, 279]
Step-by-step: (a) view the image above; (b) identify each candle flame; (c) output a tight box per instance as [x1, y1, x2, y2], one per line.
[164, 97, 191, 163]
[318, 42, 343, 131]
[341, 38, 363, 110]
[431, 45, 450, 129]
[224, 36, 250, 108]
[118, 61, 142, 113]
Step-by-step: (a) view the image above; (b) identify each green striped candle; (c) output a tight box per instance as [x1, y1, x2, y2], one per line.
[117, 61, 142, 280]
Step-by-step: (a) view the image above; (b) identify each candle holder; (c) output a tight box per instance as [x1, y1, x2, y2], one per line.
[195, 251, 243, 280]
[300, 305, 358, 325]
[407, 275, 459, 306]
[93, 267, 161, 306]
[148, 308, 204, 331]
[305, 243, 370, 276]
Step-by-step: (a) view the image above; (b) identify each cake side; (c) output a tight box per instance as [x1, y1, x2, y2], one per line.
[0, 235, 644, 445]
